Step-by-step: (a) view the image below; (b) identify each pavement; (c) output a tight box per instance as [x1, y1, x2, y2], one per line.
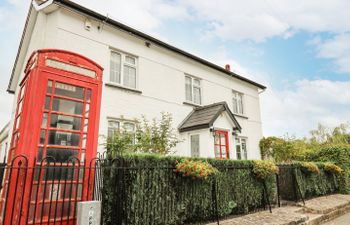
[206, 194, 350, 225]
[322, 212, 350, 225]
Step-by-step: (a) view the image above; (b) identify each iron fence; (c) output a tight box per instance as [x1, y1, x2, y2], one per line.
[0, 155, 102, 225]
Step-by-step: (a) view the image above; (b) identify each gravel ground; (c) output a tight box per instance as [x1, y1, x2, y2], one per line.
[323, 212, 350, 225]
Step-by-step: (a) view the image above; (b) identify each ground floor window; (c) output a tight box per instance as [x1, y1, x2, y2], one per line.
[190, 134, 200, 157]
[235, 137, 247, 159]
[107, 119, 136, 143]
[214, 130, 229, 159]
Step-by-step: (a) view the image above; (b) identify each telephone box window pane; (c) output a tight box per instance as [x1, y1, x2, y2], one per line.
[48, 131, 80, 146]
[54, 82, 85, 100]
[37, 147, 43, 161]
[85, 104, 90, 117]
[47, 81, 53, 93]
[83, 119, 88, 132]
[40, 130, 46, 144]
[82, 135, 87, 148]
[46, 148, 78, 163]
[45, 96, 51, 110]
[50, 114, 82, 131]
[86, 89, 91, 102]
[52, 98, 83, 115]
[42, 113, 48, 128]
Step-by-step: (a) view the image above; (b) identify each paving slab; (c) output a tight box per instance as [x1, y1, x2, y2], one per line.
[206, 194, 350, 225]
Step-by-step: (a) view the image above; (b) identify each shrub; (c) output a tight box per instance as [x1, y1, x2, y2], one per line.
[175, 159, 218, 179]
[300, 162, 320, 174]
[253, 160, 279, 180]
[324, 162, 343, 175]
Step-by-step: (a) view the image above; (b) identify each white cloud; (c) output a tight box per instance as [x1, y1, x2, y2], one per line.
[261, 79, 350, 137]
[316, 33, 350, 73]
[181, 0, 350, 42]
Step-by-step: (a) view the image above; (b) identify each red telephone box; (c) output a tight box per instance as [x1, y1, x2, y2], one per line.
[1, 49, 103, 224]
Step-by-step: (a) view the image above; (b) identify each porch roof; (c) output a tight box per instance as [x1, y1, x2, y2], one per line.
[178, 102, 241, 133]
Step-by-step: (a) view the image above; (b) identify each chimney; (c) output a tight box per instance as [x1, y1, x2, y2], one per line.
[225, 64, 231, 72]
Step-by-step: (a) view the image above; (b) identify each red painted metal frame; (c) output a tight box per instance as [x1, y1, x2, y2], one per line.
[1, 49, 103, 225]
[214, 130, 229, 159]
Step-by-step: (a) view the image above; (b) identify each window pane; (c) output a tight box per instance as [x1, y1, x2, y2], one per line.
[50, 114, 82, 131]
[40, 130, 46, 144]
[242, 139, 247, 159]
[125, 56, 136, 65]
[108, 121, 120, 138]
[215, 145, 221, 158]
[86, 89, 92, 102]
[232, 98, 238, 114]
[193, 87, 201, 104]
[45, 96, 51, 110]
[52, 98, 83, 115]
[42, 113, 48, 128]
[191, 135, 200, 157]
[48, 131, 80, 147]
[123, 65, 136, 88]
[110, 52, 121, 83]
[54, 82, 84, 100]
[236, 145, 241, 159]
[185, 76, 192, 101]
[193, 78, 200, 86]
[47, 80, 53, 93]
[46, 148, 78, 163]
[124, 122, 135, 132]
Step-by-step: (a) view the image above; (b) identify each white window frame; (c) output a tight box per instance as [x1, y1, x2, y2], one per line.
[110, 50, 138, 89]
[235, 137, 248, 160]
[190, 134, 200, 157]
[185, 75, 202, 105]
[232, 91, 244, 115]
[107, 119, 136, 140]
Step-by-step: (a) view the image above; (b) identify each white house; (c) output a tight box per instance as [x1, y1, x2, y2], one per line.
[3, 0, 266, 161]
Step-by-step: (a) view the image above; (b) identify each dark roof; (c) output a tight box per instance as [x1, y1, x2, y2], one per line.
[178, 102, 241, 132]
[53, 0, 265, 90]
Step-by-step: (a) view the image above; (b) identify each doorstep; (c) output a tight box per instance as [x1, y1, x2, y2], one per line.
[206, 194, 350, 225]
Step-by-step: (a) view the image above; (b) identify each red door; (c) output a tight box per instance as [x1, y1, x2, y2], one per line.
[1, 49, 103, 225]
[214, 130, 229, 159]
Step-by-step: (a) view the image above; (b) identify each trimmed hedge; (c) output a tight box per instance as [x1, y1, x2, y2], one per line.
[278, 162, 340, 201]
[102, 154, 277, 225]
[306, 145, 350, 193]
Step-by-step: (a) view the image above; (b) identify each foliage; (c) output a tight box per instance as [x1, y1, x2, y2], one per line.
[102, 154, 277, 225]
[134, 112, 180, 154]
[260, 123, 350, 163]
[105, 112, 180, 157]
[175, 159, 219, 179]
[300, 162, 320, 174]
[259, 136, 309, 162]
[324, 163, 343, 174]
[278, 162, 340, 200]
[306, 145, 350, 193]
[252, 160, 279, 180]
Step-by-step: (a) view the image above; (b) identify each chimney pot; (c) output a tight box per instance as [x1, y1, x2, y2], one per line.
[225, 64, 231, 72]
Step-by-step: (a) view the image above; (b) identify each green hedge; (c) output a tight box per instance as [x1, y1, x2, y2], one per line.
[306, 145, 350, 193]
[102, 154, 276, 225]
[278, 162, 340, 201]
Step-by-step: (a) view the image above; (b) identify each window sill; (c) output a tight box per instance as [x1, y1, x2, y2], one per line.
[183, 101, 202, 108]
[233, 113, 248, 119]
[105, 83, 142, 94]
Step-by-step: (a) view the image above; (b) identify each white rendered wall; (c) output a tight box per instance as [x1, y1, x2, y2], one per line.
[9, 7, 263, 159]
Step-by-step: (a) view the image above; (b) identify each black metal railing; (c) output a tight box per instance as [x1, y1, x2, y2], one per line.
[0, 155, 102, 225]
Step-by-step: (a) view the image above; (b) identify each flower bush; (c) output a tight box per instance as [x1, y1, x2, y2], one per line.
[252, 160, 279, 180]
[324, 162, 343, 174]
[175, 159, 218, 179]
[301, 162, 320, 174]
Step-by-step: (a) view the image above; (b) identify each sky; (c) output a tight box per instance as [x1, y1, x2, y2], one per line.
[0, 0, 350, 137]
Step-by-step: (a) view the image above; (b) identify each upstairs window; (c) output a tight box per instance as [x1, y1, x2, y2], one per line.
[232, 91, 244, 115]
[110, 51, 137, 89]
[185, 75, 201, 105]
